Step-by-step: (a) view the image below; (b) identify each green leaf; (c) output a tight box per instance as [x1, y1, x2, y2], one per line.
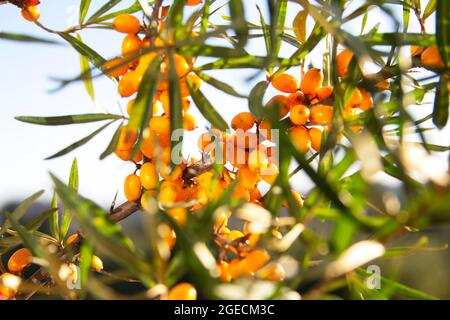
[25, 208, 57, 231]
[195, 71, 246, 98]
[187, 83, 229, 131]
[5, 212, 45, 258]
[248, 81, 269, 118]
[436, 0, 450, 67]
[1, 190, 44, 234]
[356, 269, 439, 300]
[58, 32, 106, 69]
[403, 0, 411, 32]
[229, 0, 248, 48]
[0, 32, 59, 44]
[432, 75, 449, 129]
[77, 34, 95, 102]
[423, 0, 437, 20]
[79, 0, 91, 24]
[45, 120, 115, 160]
[79, 240, 94, 286]
[86, 0, 122, 23]
[49, 192, 59, 241]
[270, 0, 287, 56]
[51, 174, 154, 286]
[128, 57, 161, 156]
[360, 32, 435, 46]
[100, 122, 123, 160]
[168, 49, 184, 162]
[198, 55, 269, 70]
[60, 158, 79, 240]
[15, 113, 122, 126]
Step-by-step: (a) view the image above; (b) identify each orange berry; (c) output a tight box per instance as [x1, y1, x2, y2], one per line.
[257, 262, 285, 281]
[266, 95, 290, 118]
[183, 114, 197, 131]
[21, 6, 40, 22]
[336, 49, 353, 77]
[165, 54, 190, 77]
[248, 150, 269, 172]
[121, 34, 142, 56]
[316, 86, 334, 101]
[237, 166, 259, 188]
[231, 112, 256, 131]
[217, 261, 232, 282]
[118, 71, 139, 97]
[375, 80, 390, 91]
[149, 116, 170, 138]
[167, 283, 197, 300]
[249, 186, 262, 201]
[261, 162, 279, 185]
[116, 126, 138, 150]
[271, 73, 299, 93]
[186, 73, 202, 91]
[140, 135, 155, 159]
[103, 58, 129, 78]
[345, 87, 363, 108]
[140, 162, 159, 190]
[8, 248, 32, 274]
[244, 249, 270, 273]
[309, 104, 333, 125]
[198, 132, 216, 152]
[359, 88, 373, 111]
[124, 174, 142, 202]
[289, 104, 310, 125]
[159, 184, 177, 206]
[167, 207, 187, 225]
[300, 68, 323, 95]
[259, 119, 272, 141]
[287, 92, 305, 106]
[66, 233, 79, 246]
[291, 191, 304, 207]
[411, 45, 424, 57]
[308, 127, 323, 152]
[227, 230, 245, 241]
[186, 0, 203, 6]
[0, 273, 18, 298]
[421, 46, 444, 68]
[25, 0, 40, 5]
[91, 256, 104, 272]
[113, 14, 141, 34]
[289, 126, 311, 154]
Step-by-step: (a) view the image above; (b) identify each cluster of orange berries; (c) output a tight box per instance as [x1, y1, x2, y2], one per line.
[267, 49, 378, 154]
[212, 209, 286, 283]
[0, 235, 104, 299]
[0, 248, 32, 299]
[19, 0, 41, 22]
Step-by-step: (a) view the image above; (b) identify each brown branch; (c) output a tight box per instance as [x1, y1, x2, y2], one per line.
[109, 201, 141, 223]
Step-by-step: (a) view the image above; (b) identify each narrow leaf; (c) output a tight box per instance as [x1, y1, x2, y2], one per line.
[187, 83, 229, 131]
[0, 32, 59, 44]
[58, 32, 106, 69]
[79, 0, 91, 24]
[49, 192, 59, 240]
[229, 0, 248, 47]
[45, 121, 115, 160]
[16, 113, 122, 126]
[60, 158, 79, 240]
[432, 76, 449, 129]
[77, 34, 95, 102]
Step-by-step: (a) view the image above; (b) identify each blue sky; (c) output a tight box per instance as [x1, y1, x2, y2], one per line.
[0, 0, 447, 208]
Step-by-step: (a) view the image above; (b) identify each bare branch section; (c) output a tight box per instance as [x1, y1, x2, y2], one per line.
[4, 0, 25, 8]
